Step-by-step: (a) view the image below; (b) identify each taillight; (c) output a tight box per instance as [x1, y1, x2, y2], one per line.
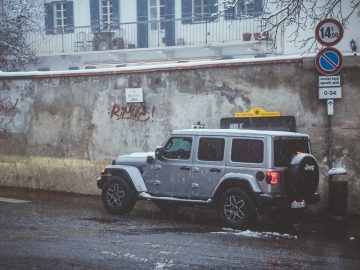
[266, 171, 279, 185]
[101, 169, 107, 175]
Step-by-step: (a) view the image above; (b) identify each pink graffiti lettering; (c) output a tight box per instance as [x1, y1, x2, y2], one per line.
[0, 97, 19, 139]
[109, 104, 155, 122]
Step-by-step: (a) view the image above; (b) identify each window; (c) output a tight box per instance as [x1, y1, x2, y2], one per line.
[100, 0, 113, 30]
[182, 0, 217, 24]
[150, 0, 165, 30]
[234, 0, 255, 18]
[90, 0, 120, 31]
[163, 137, 192, 160]
[193, 0, 210, 21]
[198, 138, 225, 161]
[54, 2, 67, 30]
[224, 0, 263, 20]
[274, 138, 310, 167]
[45, 1, 74, 34]
[231, 139, 264, 163]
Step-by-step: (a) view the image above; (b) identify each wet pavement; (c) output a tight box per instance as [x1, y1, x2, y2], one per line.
[0, 187, 359, 270]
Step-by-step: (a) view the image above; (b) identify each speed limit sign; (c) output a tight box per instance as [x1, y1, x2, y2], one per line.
[315, 19, 344, 46]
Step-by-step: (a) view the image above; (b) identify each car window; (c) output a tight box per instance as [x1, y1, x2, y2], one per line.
[231, 139, 264, 163]
[198, 137, 225, 161]
[163, 137, 192, 160]
[274, 137, 310, 167]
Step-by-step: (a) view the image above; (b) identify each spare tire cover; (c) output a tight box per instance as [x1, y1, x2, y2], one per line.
[286, 153, 319, 200]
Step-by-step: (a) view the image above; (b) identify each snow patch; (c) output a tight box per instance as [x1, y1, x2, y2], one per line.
[212, 228, 297, 239]
[128, 152, 155, 158]
[154, 261, 174, 270]
[328, 167, 348, 176]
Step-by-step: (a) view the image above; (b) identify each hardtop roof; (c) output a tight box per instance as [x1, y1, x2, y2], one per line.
[171, 129, 309, 138]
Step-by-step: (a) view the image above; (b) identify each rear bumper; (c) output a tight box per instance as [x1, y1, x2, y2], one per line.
[255, 193, 320, 208]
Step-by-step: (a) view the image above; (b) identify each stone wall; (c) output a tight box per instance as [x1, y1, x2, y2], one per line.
[0, 56, 359, 214]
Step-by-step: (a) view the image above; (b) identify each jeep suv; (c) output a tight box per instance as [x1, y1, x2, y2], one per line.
[97, 129, 320, 229]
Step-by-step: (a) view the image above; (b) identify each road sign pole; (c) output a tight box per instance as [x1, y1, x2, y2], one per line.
[327, 115, 332, 169]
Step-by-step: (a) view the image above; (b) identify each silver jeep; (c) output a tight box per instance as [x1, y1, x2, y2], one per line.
[97, 129, 320, 229]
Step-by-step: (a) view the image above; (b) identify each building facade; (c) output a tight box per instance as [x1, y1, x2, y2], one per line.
[33, 0, 264, 54]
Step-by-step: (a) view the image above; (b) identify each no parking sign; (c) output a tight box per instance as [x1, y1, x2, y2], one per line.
[315, 47, 343, 75]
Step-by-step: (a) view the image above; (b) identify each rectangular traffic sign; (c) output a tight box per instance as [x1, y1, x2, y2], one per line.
[319, 76, 341, 87]
[319, 87, 342, 99]
[327, 99, 334, 115]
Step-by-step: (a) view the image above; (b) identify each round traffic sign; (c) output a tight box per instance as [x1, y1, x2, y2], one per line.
[315, 47, 343, 75]
[315, 19, 344, 46]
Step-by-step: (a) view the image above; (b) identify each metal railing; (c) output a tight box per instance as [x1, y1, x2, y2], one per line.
[26, 15, 266, 55]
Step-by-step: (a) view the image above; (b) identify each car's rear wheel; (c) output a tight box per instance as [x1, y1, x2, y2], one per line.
[218, 187, 256, 230]
[101, 176, 137, 215]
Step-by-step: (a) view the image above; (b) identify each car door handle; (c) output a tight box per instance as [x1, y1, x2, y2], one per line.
[154, 180, 161, 185]
[210, 168, 221, 172]
[180, 166, 190, 171]
[153, 165, 161, 170]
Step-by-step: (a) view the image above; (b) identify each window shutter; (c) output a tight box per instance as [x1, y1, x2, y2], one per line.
[65, 1, 74, 33]
[254, 0, 263, 16]
[224, 6, 234, 20]
[44, 3, 54, 34]
[90, 0, 100, 31]
[111, 0, 120, 29]
[208, 0, 218, 21]
[181, 0, 192, 24]
[164, 0, 175, 46]
[136, 0, 148, 48]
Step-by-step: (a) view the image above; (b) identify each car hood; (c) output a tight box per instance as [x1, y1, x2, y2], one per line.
[115, 152, 155, 165]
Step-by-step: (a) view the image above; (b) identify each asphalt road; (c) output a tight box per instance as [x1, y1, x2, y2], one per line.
[0, 187, 359, 270]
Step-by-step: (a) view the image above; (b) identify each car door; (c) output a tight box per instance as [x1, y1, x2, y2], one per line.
[191, 136, 226, 199]
[143, 136, 194, 197]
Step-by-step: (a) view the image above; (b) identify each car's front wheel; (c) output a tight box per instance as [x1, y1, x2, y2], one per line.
[218, 187, 256, 230]
[101, 176, 137, 215]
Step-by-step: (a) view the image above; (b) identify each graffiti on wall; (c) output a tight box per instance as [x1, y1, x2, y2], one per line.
[109, 104, 155, 122]
[0, 97, 19, 138]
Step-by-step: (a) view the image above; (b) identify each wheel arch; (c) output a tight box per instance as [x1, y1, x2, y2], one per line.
[105, 165, 147, 192]
[212, 177, 259, 203]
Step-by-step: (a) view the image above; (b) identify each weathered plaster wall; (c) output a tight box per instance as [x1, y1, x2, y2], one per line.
[0, 57, 359, 214]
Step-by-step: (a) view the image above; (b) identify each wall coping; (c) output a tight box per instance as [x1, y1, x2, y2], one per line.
[0, 53, 358, 79]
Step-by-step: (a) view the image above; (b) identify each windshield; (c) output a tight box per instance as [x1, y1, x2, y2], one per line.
[274, 137, 310, 167]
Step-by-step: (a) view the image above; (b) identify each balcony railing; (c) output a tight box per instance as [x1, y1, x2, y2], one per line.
[26, 15, 266, 55]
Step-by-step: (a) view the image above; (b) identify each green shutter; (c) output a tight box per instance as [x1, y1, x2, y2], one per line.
[45, 3, 54, 34]
[112, 0, 120, 29]
[164, 0, 175, 46]
[90, 0, 100, 31]
[209, 0, 218, 21]
[137, 0, 148, 48]
[65, 1, 74, 33]
[254, 0, 263, 16]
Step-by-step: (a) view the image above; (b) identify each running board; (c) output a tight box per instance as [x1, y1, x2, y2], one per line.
[139, 192, 212, 204]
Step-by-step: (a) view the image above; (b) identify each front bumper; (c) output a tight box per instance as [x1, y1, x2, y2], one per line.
[255, 193, 320, 208]
[97, 176, 110, 189]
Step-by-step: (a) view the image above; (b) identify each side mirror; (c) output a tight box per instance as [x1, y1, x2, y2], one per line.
[146, 155, 154, 164]
[155, 146, 164, 160]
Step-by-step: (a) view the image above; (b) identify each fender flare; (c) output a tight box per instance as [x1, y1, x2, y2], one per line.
[105, 165, 147, 192]
[211, 173, 261, 198]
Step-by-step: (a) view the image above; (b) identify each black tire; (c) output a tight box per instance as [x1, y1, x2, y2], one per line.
[286, 153, 319, 200]
[101, 176, 137, 215]
[218, 187, 256, 230]
[269, 209, 304, 226]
